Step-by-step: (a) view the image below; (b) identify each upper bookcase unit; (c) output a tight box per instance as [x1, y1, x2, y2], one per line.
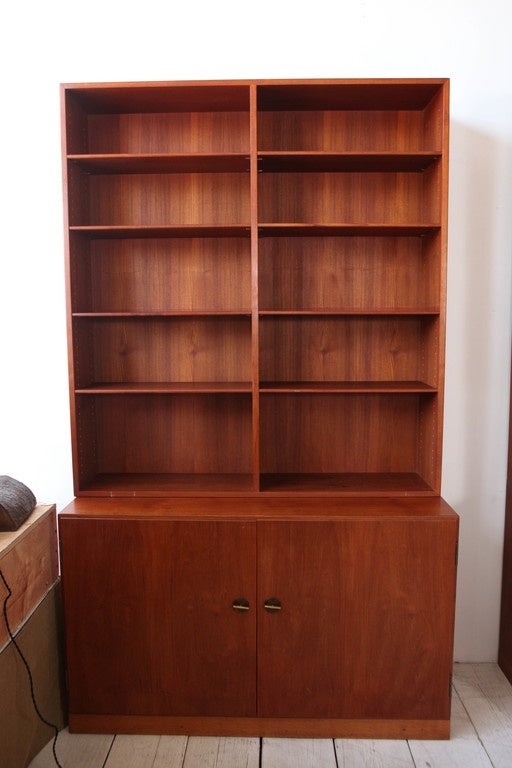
[62, 79, 449, 497]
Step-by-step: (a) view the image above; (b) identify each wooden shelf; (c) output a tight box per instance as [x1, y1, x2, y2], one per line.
[258, 309, 439, 316]
[76, 382, 252, 394]
[72, 310, 252, 317]
[70, 225, 251, 238]
[258, 224, 440, 237]
[76, 471, 435, 496]
[70, 224, 440, 238]
[69, 153, 251, 174]
[80, 473, 255, 495]
[259, 473, 435, 494]
[259, 381, 437, 394]
[258, 151, 441, 172]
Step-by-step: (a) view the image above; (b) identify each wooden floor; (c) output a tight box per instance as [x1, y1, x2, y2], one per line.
[29, 664, 512, 768]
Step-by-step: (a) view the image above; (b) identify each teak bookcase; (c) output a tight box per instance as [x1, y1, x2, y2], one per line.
[59, 78, 458, 739]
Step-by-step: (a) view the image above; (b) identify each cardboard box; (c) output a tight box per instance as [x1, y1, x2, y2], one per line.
[0, 505, 65, 768]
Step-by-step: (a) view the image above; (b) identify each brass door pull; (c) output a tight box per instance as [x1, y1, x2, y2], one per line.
[264, 597, 282, 612]
[232, 598, 250, 613]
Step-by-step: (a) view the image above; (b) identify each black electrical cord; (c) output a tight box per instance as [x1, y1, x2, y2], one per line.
[0, 568, 63, 768]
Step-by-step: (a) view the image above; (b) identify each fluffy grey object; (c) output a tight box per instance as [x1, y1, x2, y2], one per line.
[0, 476, 36, 531]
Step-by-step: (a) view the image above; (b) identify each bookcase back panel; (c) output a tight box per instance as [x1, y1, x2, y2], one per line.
[258, 235, 439, 312]
[260, 393, 424, 474]
[86, 112, 250, 154]
[259, 317, 437, 386]
[258, 110, 439, 152]
[80, 394, 253, 475]
[74, 317, 251, 386]
[72, 173, 250, 226]
[74, 237, 251, 313]
[258, 171, 440, 225]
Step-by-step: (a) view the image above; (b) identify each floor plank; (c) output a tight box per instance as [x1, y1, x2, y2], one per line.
[335, 738, 414, 767]
[183, 736, 259, 768]
[28, 728, 114, 768]
[408, 689, 494, 767]
[152, 736, 189, 768]
[453, 663, 512, 768]
[261, 738, 337, 768]
[105, 734, 189, 767]
[104, 735, 159, 767]
[454, 662, 512, 701]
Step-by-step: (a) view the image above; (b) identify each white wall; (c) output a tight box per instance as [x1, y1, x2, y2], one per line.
[0, 0, 511, 661]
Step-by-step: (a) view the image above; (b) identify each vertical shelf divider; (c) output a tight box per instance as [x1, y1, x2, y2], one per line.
[250, 84, 260, 491]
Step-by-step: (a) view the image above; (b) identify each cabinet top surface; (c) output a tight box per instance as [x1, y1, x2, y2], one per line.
[59, 496, 457, 521]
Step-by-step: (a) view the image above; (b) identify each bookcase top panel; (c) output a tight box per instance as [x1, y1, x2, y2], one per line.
[256, 80, 447, 111]
[61, 78, 448, 113]
[62, 84, 251, 113]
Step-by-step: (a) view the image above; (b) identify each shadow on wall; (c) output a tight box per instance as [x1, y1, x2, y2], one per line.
[444, 120, 512, 660]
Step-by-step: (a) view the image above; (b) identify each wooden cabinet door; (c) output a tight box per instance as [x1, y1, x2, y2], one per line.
[60, 518, 257, 717]
[258, 519, 457, 719]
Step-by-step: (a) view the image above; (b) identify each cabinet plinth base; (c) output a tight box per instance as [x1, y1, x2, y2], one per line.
[68, 714, 450, 740]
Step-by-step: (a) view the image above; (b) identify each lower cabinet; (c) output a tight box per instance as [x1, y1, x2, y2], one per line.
[59, 507, 458, 736]
[60, 519, 258, 717]
[258, 520, 456, 721]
